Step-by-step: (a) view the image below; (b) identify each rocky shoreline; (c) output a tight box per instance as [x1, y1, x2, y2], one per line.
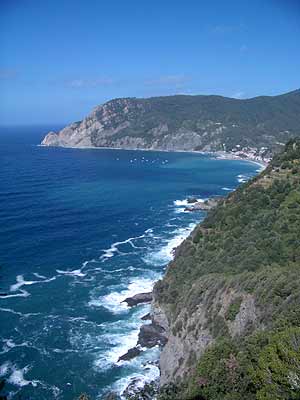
[112, 194, 223, 398]
[117, 292, 167, 363]
[183, 196, 222, 212]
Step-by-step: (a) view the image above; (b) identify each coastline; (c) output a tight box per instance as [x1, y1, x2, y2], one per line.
[37, 143, 265, 399]
[38, 144, 269, 170]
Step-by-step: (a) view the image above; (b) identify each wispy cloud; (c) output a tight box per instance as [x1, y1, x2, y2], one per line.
[145, 74, 190, 89]
[65, 77, 116, 89]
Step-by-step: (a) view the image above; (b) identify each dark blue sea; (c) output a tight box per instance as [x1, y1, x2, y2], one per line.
[0, 126, 260, 399]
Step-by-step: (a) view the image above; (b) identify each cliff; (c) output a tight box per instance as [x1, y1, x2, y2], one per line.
[151, 140, 300, 400]
[41, 90, 300, 154]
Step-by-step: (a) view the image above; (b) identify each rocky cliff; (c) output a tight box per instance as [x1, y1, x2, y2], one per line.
[41, 90, 300, 153]
[150, 140, 300, 400]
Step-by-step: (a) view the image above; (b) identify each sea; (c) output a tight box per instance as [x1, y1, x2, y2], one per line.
[0, 126, 260, 399]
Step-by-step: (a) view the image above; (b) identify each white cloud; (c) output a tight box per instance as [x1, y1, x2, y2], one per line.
[145, 75, 189, 89]
[66, 77, 115, 88]
[232, 91, 246, 99]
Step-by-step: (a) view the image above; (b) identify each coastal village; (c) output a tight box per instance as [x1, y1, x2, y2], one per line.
[224, 144, 272, 165]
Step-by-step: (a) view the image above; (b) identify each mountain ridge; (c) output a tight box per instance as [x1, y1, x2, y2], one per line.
[41, 89, 300, 156]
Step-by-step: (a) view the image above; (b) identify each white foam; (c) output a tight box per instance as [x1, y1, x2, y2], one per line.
[94, 327, 141, 371]
[33, 272, 47, 279]
[0, 361, 10, 376]
[0, 362, 39, 388]
[174, 208, 189, 214]
[9, 274, 56, 293]
[100, 231, 152, 261]
[1, 339, 30, 354]
[0, 290, 30, 299]
[110, 355, 160, 399]
[173, 198, 204, 207]
[56, 268, 86, 277]
[237, 174, 248, 183]
[88, 277, 155, 314]
[0, 307, 40, 317]
[143, 223, 196, 266]
[222, 187, 234, 191]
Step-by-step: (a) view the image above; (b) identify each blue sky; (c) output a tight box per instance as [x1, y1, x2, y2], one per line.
[0, 0, 299, 125]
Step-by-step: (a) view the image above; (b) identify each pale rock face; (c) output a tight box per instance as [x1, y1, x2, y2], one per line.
[152, 284, 258, 386]
[40, 91, 300, 152]
[41, 131, 60, 146]
[40, 97, 226, 151]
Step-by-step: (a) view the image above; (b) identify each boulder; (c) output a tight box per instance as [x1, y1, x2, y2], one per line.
[184, 197, 222, 212]
[138, 323, 168, 348]
[122, 292, 152, 307]
[117, 346, 142, 362]
[187, 197, 198, 204]
[141, 313, 151, 321]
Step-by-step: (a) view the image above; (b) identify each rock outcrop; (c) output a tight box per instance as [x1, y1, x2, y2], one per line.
[41, 90, 300, 152]
[122, 292, 153, 307]
[184, 197, 221, 212]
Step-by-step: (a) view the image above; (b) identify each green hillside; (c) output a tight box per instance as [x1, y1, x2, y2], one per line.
[42, 90, 300, 154]
[154, 139, 300, 400]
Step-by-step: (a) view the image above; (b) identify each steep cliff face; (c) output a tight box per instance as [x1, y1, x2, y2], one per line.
[152, 281, 258, 386]
[41, 90, 300, 152]
[151, 140, 300, 399]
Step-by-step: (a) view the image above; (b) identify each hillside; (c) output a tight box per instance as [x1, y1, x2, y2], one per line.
[41, 90, 300, 156]
[150, 139, 300, 400]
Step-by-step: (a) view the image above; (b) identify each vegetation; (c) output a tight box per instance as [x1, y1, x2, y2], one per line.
[90, 90, 300, 151]
[154, 140, 300, 399]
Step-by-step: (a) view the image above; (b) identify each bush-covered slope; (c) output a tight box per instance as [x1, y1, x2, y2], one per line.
[153, 140, 300, 400]
[41, 90, 300, 153]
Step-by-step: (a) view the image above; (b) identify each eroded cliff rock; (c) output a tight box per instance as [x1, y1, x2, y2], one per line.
[41, 90, 300, 152]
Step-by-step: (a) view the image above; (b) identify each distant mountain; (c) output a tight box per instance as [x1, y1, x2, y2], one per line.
[41, 89, 300, 153]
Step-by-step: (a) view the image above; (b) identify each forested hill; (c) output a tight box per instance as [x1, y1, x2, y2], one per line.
[152, 139, 300, 400]
[41, 89, 300, 154]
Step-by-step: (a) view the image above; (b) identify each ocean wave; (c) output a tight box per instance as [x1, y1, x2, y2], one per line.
[0, 362, 38, 387]
[100, 229, 153, 261]
[0, 307, 40, 317]
[10, 274, 56, 292]
[143, 223, 196, 266]
[0, 361, 61, 397]
[56, 268, 86, 277]
[222, 187, 234, 191]
[173, 198, 204, 207]
[94, 327, 141, 371]
[107, 348, 160, 398]
[0, 339, 31, 355]
[0, 289, 30, 299]
[88, 277, 155, 314]
[237, 174, 248, 183]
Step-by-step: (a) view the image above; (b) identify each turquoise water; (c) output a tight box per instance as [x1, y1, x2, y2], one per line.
[0, 127, 260, 399]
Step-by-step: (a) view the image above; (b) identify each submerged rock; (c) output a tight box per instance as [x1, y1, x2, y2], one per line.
[122, 292, 153, 307]
[118, 346, 142, 362]
[187, 197, 198, 204]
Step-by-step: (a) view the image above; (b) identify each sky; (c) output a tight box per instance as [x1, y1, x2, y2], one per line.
[0, 0, 299, 125]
